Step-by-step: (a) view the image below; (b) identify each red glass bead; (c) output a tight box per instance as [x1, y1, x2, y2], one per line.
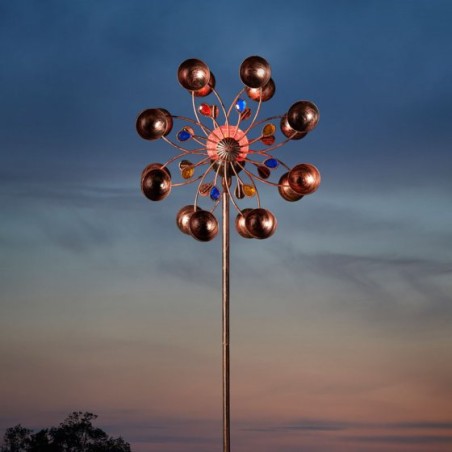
[235, 184, 245, 199]
[240, 108, 251, 120]
[199, 103, 211, 116]
[257, 165, 271, 179]
[261, 135, 275, 145]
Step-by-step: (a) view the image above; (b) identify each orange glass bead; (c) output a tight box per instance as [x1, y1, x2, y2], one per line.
[262, 123, 276, 137]
[243, 184, 256, 197]
[181, 166, 195, 179]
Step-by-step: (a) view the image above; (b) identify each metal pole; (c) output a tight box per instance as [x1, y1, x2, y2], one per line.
[222, 179, 230, 452]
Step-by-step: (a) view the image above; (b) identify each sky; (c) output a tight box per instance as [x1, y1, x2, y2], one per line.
[1, 0, 452, 451]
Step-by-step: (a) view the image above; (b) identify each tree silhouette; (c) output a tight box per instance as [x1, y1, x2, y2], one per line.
[1, 425, 32, 452]
[1, 412, 131, 452]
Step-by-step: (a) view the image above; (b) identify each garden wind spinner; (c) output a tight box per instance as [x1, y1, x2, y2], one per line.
[136, 56, 320, 452]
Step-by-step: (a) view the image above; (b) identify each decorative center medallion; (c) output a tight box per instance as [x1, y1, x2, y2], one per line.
[216, 137, 241, 162]
[206, 125, 249, 162]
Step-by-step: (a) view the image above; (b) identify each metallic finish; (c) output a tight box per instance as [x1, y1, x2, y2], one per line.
[211, 160, 245, 177]
[176, 205, 197, 235]
[239, 56, 271, 89]
[217, 137, 241, 162]
[280, 114, 307, 140]
[222, 180, 231, 452]
[288, 163, 321, 195]
[137, 56, 322, 452]
[136, 108, 173, 140]
[194, 72, 216, 97]
[141, 163, 171, 180]
[141, 168, 172, 201]
[207, 125, 249, 162]
[189, 210, 218, 241]
[287, 101, 320, 133]
[178, 58, 211, 91]
[278, 172, 304, 202]
[235, 208, 254, 238]
[245, 78, 276, 102]
[245, 208, 277, 239]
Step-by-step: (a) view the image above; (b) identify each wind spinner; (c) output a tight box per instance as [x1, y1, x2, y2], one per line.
[136, 56, 320, 451]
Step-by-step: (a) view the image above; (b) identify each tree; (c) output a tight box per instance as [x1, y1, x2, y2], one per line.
[1, 425, 32, 452]
[1, 412, 130, 452]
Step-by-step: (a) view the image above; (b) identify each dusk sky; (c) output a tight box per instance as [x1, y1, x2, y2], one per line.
[1, 1, 452, 451]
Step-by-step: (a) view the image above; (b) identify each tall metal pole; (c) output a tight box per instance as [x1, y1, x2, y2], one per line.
[222, 179, 230, 452]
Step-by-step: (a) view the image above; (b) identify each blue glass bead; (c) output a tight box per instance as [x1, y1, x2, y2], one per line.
[177, 129, 191, 142]
[210, 186, 220, 201]
[235, 98, 247, 113]
[264, 158, 279, 169]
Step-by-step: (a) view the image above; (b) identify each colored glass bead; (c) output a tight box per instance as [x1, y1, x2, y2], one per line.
[261, 135, 275, 145]
[199, 103, 211, 116]
[235, 98, 247, 113]
[181, 166, 195, 179]
[210, 186, 221, 201]
[177, 129, 191, 142]
[179, 159, 193, 169]
[240, 107, 251, 120]
[243, 184, 256, 197]
[262, 123, 276, 137]
[199, 183, 213, 196]
[235, 184, 245, 199]
[199, 104, 219, 118]
[264, 158, 279, 169]
[257, 165, 271, 179]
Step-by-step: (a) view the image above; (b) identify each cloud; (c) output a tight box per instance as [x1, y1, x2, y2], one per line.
[391, 422, 452, 430]
[348, 435, 452, 445]
[242, 417, 452, 430]
[241, 418, 452, 436]
[243, 419, 350, 433]
[270, 244, 452, 331]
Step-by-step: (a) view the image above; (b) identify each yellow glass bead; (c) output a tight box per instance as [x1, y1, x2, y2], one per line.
[243, 184, 256, 197]
[181, 166, 195, 179]
[262, 123, 276, 137]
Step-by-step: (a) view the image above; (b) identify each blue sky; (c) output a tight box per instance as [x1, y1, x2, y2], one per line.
[1, 1, 452, 451]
